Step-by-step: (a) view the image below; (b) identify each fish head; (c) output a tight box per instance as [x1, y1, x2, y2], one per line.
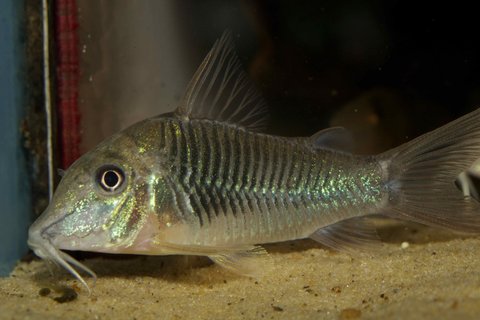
[27, 123, 160, 288]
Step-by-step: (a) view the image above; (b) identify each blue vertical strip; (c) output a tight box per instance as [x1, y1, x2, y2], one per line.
[0, 0, 31, 276]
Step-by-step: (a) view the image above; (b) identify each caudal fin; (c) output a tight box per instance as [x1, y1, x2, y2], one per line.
[380, 108, 480, 233]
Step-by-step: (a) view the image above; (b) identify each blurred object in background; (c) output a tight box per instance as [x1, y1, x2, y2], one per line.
[77, 0, 189, 153]
[55, 0, 81, 169]
[76, 0, 258, 153]
[329, 87, 409, 154]
[328, 87, 450, 154]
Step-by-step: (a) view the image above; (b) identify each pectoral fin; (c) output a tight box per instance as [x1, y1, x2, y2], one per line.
[152, 242, 272, 276]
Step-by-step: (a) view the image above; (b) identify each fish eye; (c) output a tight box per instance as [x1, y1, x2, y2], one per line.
[96, 165, 125, 193]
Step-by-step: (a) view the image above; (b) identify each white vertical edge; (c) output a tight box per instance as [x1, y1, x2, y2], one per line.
[42, 0, 54, 200]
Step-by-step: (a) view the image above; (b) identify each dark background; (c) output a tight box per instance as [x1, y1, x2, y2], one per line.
[180, 0, 480, 152]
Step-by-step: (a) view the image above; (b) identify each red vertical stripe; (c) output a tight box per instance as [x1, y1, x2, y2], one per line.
[55, 0, 81, 169]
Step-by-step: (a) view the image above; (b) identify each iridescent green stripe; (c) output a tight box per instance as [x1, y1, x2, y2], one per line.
[159, 118, 384, 245]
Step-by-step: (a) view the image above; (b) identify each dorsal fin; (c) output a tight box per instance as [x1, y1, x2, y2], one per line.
[310, 127, 354, 152]
[175, 31, 268, 131]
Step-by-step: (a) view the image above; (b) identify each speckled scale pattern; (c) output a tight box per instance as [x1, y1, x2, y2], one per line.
[149, 117, 386, 247]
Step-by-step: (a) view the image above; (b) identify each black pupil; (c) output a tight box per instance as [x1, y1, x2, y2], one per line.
[103, 170, 119, 188]
[96, 165, 125, 192]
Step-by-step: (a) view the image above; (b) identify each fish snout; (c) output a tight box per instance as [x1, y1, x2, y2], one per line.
[27, 223, 48, 260]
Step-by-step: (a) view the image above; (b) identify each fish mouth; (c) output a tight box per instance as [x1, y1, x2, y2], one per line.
[28, 228, 97, 294]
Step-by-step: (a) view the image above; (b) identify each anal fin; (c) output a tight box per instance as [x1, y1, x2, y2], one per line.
[310, 217, 383, 254]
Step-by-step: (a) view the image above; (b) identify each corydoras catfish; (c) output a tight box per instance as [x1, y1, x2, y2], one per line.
[28, 32, 480, 292]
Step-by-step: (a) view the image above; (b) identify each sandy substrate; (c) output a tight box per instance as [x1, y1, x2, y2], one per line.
[1, 221, 480, 320]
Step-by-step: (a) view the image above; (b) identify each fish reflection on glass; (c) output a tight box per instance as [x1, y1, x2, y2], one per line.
[28, 32, 480, 292]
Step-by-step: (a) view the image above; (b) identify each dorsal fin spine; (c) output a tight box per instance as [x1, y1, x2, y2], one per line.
[175, 31, 268, 132]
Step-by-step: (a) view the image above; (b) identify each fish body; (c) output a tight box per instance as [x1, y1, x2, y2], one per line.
[94, 117, 384, 249]
[28, 32, 480, 291]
